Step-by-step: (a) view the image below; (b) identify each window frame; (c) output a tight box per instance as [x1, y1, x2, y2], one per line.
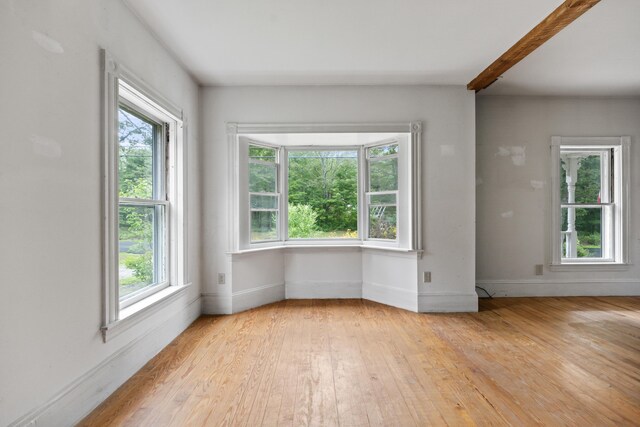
[227, 122, 423, 253]
[550, 136, 630, 269]
[101, 50, 189, 341]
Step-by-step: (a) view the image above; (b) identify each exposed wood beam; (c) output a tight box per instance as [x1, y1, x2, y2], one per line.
[467, 0, 601, 92]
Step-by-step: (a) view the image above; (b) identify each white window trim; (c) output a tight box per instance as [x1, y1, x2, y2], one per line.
[100, 50, 190, 342]
[550, 136, 630, 270]
[227, 122, 423, 253]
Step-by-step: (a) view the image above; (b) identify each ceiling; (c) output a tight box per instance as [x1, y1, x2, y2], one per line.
[124, 0, 640, 96]
[484, 0, 640, 96]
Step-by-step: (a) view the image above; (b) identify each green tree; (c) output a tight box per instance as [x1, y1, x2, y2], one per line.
[287, 151, 358, 234]
[118, 108, 155, 284]
[288, 204, 318, 238]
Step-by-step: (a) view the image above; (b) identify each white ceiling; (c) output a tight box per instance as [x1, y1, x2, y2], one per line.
[124, 0, 640, 95]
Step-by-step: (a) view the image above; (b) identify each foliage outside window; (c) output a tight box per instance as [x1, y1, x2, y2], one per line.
[287, 150, 358, 239]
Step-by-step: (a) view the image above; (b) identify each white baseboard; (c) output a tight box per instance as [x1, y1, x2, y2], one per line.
[232, 283, 285, 313]
[418, 293, 478, 312]
[286, 280, 362, 299]
[9, 296, 201, 427]
[201, 292, 232, 314]
[362, 281, 417, 312]
[476, 279, 640, 297]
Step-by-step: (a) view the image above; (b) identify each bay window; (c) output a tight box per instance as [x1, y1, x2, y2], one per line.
[229, 123, 422, 252]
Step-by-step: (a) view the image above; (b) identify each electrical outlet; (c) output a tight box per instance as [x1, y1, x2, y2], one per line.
[218, 273, 225, 284]
[535, 264, 543, 276]
[423, 271, 431, 283]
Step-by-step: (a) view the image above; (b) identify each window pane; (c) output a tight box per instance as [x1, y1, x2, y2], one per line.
[369, 158, 398, 192]
[369, 205, 397, 240]
[118, 107, 157, 199]
[369, 143, 398, 158]
[560, 153, 602, 204]
[249, 163, 277, 193]
[369, 193, 396, 205]
[249, 145, 276, 162]
[119, 205, 164, 299]
[288, 150, 358, 239]
[251, 210, 278, 241]
[250, 194, 278, 209]
[561, 207, 602, 258]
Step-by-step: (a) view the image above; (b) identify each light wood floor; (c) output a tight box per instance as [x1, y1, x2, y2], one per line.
[81, 297, 640, 426]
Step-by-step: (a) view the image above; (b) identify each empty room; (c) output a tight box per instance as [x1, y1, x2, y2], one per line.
[1, 0, 639, 425]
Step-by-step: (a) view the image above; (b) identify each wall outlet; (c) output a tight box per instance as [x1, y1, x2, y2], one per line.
[535, 264, 544, 276]
[423, 271, 431, 283]
[218, 273, 226, 284]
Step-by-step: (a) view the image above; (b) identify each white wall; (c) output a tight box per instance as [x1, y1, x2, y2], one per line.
[0, 0, 201, 424]
[201, 85, 477, 312]
[286, 248, 363, 299]
[362, 250, 419, 311]
[476, 96, 640, 296]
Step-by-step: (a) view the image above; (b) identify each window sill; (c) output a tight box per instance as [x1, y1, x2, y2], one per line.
[227, 244, 421, 257]
[101, 283, 192, 343]
[549, 263, 630, 272]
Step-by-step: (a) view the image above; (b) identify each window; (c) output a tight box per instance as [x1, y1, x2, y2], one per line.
[551, 136, 629, 267]
[249, 144, 279, 242]
[117, 102, 168, 307]
[366, 143, 398, 240]
[101, 50, 188, 338]
[287, 149, 358, 239]
[229, 123, 422, 252]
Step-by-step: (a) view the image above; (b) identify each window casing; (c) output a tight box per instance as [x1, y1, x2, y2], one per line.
[551, 136, 630, 267]
[102, 50, 188, 339]
[229, 123, 422, 252]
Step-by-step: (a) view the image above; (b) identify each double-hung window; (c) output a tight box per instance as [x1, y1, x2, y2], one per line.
[366, 142, 399, 240]
[117, 99, 168, 307]
[551, 136, 630, 267]
[101, 51, 188, 339]
[249, 144, 280, 242]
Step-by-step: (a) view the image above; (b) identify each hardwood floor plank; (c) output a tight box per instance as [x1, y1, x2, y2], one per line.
[81, 297, 640, 426]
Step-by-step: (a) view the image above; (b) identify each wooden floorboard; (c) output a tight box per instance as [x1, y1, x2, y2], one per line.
[80, 297, 640, 426]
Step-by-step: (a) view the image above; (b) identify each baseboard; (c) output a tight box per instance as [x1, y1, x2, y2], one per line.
[202, 292, 232, 314]
[418, 293, 478, 312]
[232, 283, 285, 313]
[286, 280, 362, 299]
[362, 281, 417, 312]
[9, 295, 202, 427]
[476, 279, 640, 297]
